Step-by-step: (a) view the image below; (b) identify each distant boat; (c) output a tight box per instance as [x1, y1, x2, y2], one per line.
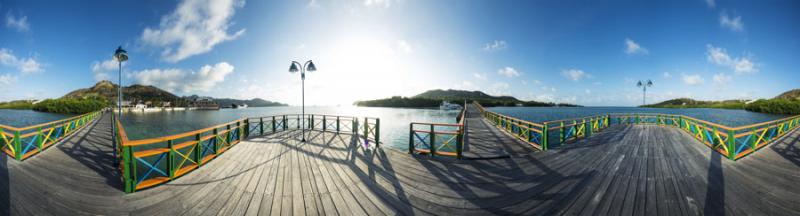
[232, 103, 248, 109]
[439, 101, 462, 110]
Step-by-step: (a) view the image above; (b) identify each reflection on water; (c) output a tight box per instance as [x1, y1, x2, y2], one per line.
[487, 106, 788, 127]
[0, 110, 75, 127]
[120, 106, 459, 150]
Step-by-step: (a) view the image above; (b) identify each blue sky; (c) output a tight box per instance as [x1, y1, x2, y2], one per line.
[0, 0, 798, 106]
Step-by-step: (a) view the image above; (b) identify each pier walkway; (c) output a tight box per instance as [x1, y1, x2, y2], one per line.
[1, 111, 800, 215]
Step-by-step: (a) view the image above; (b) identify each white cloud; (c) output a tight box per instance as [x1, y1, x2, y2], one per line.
[532, 80, 542, 85]
[396, 40, 412, 54]
[719, 12, 744, 32]
[488, 82, 510, 96]
[5, 13, 29, 32]
[0, 48, 43, 74]
[562, 69, 590, 81]
[521, 80, 528, 85]
[585, 89, 591, 94]
[483, 40, 508, 52]
[705, 0, 715, 8]
[681, 73, 704, 85]
[364, 0, 392, 8]
[473, 73, 487, 80]
[663, 72, 672, 78]
[497, 67, 520, 78]
[140, 0, 246, 62]
[307, 0, 320, 8]
[624, 38, 648, 55]
[712, 73, 732, 87]
[0, 73, 17, 85]
[129, 62, 235, 93]
[91, 58, 121, 82]
[706, 44, 758, 74]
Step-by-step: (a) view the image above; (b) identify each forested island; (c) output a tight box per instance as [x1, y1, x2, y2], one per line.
[355, 89, 580, 108]
[0, 80, 287, 114]
[643, 89, 800, 115]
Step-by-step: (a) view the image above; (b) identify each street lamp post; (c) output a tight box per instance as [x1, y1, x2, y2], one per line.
[637, 79, 653, 106]
[113, 46, 128, 165]
[289, 60, 317, 142]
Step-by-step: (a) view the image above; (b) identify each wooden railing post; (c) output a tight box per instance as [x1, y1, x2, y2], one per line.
[242, 120, 248, 139]
[323, 115, 327, 131]
[283, 115, 288, 130]
[429, 124, 436, 157]
[14, 131, 21, 161]
[408, 123, 414, 154]
[728, 129, 736, 160]
[123, 145, 134, 193]
[375, 118, 381, 147]
[259, 117, 264, 135]
[559, 122, 565, 145]
[272, 116, 276, 133]
[336, 116, 341, 133]
[37, 127, 44, 151]
[457, 125, 464, 160]
[542, 123, 549, 151]
[167, 140, 175, 179]
[213, 128, 219, 153]
[194, 134, 202, 167]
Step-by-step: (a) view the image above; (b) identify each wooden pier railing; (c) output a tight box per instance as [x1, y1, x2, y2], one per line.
[1, 110, 102, 161]
[474, 102, 800, 161]
[115, 114, 380, 193]
[408, 102, 467, 159]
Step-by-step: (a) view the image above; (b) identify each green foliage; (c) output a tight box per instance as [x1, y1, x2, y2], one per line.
[355, 96, 441, 107]
[745, 99, 800, 115]
[642, 98, 746, 109]
[0, 100, 34, 109]
[32, 98, 107, 114]
[355, 89, 582, 108]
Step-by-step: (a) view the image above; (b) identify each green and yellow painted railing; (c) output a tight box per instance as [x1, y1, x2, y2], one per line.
[1, 110, 102, 161]
[409, 104, 466, 158]
[116, 114, 380, 193]
[474, 101, 800, 161]
[408, 122, 464, 158]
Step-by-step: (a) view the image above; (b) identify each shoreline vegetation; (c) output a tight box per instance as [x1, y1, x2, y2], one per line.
[642, 89, 800, 115]
[354, 89, 580, 108]
[0, 80, 288, 115]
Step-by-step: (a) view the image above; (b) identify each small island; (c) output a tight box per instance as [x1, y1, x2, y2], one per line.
[354, 89, 580, 108]
[642, 89, 800, 115]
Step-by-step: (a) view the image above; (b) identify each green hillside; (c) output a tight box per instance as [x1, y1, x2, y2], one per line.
[641, 98, 746, 109]
[355, 89, 579, 108]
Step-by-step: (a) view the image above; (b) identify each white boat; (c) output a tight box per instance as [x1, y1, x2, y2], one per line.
[233, 103, 248, 109]
[439, 101, 462, 110]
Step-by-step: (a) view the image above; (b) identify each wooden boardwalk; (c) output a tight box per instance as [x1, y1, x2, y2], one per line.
[1, 112, 800, 215]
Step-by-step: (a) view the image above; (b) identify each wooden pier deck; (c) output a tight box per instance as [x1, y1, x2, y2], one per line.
[1, 112, 800, 215]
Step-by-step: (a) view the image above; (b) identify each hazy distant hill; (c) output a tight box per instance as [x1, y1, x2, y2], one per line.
[184, 95, 288, 107]
[356, 89, 579, 107]
[645, 88, 800, 115]
[774, 89, 800, 100]
[62, 81, 286, 107]
[642, 98, 747, 109]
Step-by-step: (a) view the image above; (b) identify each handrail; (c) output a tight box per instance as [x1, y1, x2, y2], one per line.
[472, 102, 800, 161]
[1, 110, 103, 161]
[116, 113, 380, 193]
[409, 122, 464, 158]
